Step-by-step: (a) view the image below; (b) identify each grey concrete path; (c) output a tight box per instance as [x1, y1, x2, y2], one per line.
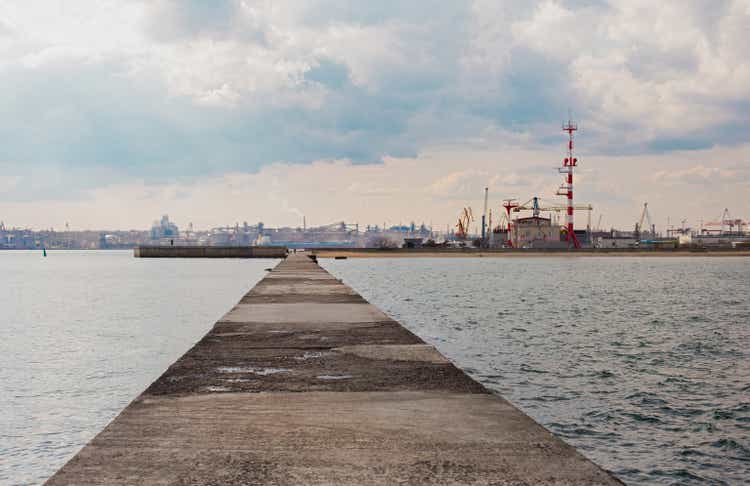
[47, 253, 622, 485]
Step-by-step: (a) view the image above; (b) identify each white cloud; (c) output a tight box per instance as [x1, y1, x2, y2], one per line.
[499, 0, 750, 144]
[1, 0, 748, 133]
[0, 175, 22, 192]
[511, 1, 580, 60]
[653, 165, 738, 184]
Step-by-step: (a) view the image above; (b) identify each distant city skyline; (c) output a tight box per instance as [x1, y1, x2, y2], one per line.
[0, 1, 748, 231]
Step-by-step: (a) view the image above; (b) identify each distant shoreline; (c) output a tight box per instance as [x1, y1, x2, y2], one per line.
[311, 248, 750, 258]
[3, 247, 748, 258]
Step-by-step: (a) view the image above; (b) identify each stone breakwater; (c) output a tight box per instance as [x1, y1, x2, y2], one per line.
[133, 245, 287, 258]
[47, 253, 621, 485]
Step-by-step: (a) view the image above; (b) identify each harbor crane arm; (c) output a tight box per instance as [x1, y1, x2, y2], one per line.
[512, 197, 593, 213]
[455, 207, 475, 240]
[710, 208, 745, 232]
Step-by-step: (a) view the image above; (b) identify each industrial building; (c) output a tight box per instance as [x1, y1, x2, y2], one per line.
[513, 216, 559, 248]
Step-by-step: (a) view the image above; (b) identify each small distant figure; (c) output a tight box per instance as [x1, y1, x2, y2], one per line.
[43, 248, 47, 257]
[170, 239, 174, 246]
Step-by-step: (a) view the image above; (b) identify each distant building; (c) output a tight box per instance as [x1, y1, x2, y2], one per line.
[151, 215, 179, 240]
[693, 234, 750, 248]
[513, 216, 560, 248]
[402, 237, 424, 249]
[596, 236, 636, 248]
[254, 234, 272, 246]
[489, 228, 509, 248]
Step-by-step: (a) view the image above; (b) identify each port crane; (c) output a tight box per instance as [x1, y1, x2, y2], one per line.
[501, 199, 519, 247]
[704, 208, 745, 235]
[455, 207, 474, 240]
[512, 197, 593, 218]
[493, 211, 509, 238]
[634, 202, 655, 240]
[487, 208, 493, 247]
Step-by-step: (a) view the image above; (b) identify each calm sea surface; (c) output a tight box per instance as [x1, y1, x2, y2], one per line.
[323, 257, 750, 485]
[1, 252, 748, 485]
[0, 251, 275, 485]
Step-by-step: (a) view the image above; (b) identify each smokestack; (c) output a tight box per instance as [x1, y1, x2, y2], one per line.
[481, 187, 488, 242]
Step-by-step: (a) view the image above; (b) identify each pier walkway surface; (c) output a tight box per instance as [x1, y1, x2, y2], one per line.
[48, 254, 621, 485]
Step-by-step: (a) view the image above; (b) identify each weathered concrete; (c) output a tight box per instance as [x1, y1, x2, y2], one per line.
[221, 303, 391, 323]
[334, 344, 451, 364]
[47, 253, 623, 485]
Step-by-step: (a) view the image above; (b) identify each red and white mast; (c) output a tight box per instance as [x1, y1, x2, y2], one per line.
[557, 118, 580, 248]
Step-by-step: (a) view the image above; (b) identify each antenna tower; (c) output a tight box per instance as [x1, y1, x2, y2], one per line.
[557, 117, 581, 248]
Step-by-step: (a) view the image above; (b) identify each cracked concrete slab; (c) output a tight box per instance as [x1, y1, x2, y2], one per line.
[143, 335, 482, 395]
[211, 320, 422, 347]
[265, 273, 339, 280]
[249, 281, 358, 295]
[334, 344, 451, 364]
[221, 303, 391, 324]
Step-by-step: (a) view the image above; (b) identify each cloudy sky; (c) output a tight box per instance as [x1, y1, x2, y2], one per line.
[0, 0, 748, 231]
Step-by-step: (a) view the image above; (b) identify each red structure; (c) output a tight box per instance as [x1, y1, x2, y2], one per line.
[557, 119, 581, 248]
[502, 199, 519, 247]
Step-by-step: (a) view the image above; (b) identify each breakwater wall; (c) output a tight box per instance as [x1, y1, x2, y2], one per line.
[47, 253, 621, 485]
[310, 247, 750, 257]
[134, 245, 287, 258]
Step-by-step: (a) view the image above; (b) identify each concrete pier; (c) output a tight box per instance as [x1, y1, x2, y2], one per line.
[134, 245, 287, 258]
[48, 254, 621, 485]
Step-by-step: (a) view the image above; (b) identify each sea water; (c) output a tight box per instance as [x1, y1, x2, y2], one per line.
[0, 250, 275, 485]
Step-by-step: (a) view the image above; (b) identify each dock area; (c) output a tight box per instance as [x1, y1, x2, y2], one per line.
[48, 253, 621, 485]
